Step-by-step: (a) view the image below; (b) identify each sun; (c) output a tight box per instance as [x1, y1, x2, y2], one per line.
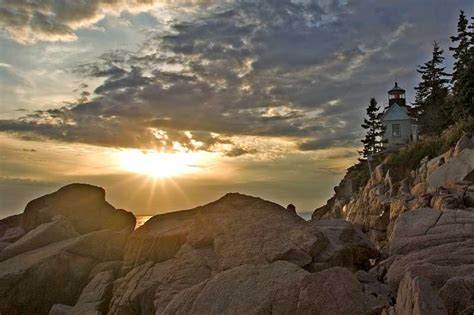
[119, 149, 199, 178]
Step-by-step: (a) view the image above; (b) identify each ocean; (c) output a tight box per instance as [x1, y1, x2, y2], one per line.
[135, 212, 313, 229]
[135, 215, 153, 229]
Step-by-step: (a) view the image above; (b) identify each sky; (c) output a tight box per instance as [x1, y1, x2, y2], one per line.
[0, 0, 473, 217]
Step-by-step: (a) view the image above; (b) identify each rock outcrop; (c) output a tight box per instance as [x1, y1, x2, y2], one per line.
[308, 219, 379, 271]
[295, 267, 369, 315]
[21, 183, 135, 234]
[439, 276, 474, 315]
[373, 207, 474, 315]
[427, 148, 474, 191]
[164, 264, 369, 315]
[313, 132, 474, 248]
[108, 193, 382, 314]
[0, 214, 22, 238]
[0, 229, 127, 314]
[163, 261, 308, 315]
[121, 193, 327, 273]
[0, 184, 135, 314]
[110, 193, 329, 313]
[50, 269, 116, 314]
[1, 187, 383, 314]
[308, 133, 474, 314]
[355, 270, 393, 313]
[395, 273, 447, 315]
[0, 215, 79, 261]
[1, 133, 473, 315]
[385, 208, 474, 293]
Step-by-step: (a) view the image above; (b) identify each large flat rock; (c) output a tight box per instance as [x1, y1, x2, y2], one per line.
[427, 149, 474, 191]
[386, 208, 474, 294]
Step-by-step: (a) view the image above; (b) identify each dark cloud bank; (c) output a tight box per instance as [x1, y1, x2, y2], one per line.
[0, 0, 472, 155]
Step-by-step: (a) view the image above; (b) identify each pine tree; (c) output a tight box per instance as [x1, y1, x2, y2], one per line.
[449, 11, 474, 116]
[359, 98, 386, 160]
[450, 11, 470, 86]
[413, 42, 451, 134]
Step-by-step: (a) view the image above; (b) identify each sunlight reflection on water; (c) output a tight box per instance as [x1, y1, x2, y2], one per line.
[135, 215, 152, 229]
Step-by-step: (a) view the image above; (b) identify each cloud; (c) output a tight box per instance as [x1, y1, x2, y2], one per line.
[0, 63, 28, 86]
[225, 147, 257, 157]
[0, 0, 221, 43]
[0, 0, 472, 155]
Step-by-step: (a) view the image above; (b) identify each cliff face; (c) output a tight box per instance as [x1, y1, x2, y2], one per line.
[312, 132, 474, 248]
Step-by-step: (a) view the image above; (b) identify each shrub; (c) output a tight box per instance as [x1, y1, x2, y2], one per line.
[384, 116, 473, 182]
[346, 115, 473, 189]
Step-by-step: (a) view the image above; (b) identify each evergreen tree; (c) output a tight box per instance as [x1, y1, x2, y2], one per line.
[450, 11, 470, 86]
[413, 42, 451, 134]
[359, 98, 386, 160]
[449, 11, 474, 116]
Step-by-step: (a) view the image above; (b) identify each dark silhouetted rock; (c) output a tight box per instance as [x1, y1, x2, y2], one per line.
[0, 226, 25, 243]
[163, 261, 308, 315]
[21, 183, 135, 234]
[49, 262, 123, 314]
[308, 219, 379, 271]
[0, 229, 128, 314]
[395, 272, 447, 315]
[355, 270, 393, 313]
[48, 304, 72, 315]
[286, 203, 296, 213]
[88, 260, 122, 281]
[71, 270, 115, 314]
[295, 267, 368, 315]
[438, 276, 474, 315]
[164, 264, 368, 315]
[0, 216, 79, 261]
[0, 214, 22, 238]
[109, 247, 217, 314]
[0, 242, 10, 253]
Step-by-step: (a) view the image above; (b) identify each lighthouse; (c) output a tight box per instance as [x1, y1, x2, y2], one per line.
[388, 82, 406, 106]
[381, 83, 418, 149]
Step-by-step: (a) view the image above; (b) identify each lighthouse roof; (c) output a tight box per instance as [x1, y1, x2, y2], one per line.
[381, 102, 412, 121]
[389, 82, 405, 93]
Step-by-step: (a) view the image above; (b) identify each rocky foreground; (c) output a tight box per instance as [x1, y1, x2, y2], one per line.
[0, 135, 473, 314]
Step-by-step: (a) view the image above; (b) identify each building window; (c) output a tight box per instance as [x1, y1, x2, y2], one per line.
[389, 93, 406, 99]
[392, 124, 401, 137]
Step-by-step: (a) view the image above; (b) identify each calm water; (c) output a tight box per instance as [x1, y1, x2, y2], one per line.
[135, 212, 312, 229]
[135, 215, 152, 229]
[299, 212, 312, 221]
